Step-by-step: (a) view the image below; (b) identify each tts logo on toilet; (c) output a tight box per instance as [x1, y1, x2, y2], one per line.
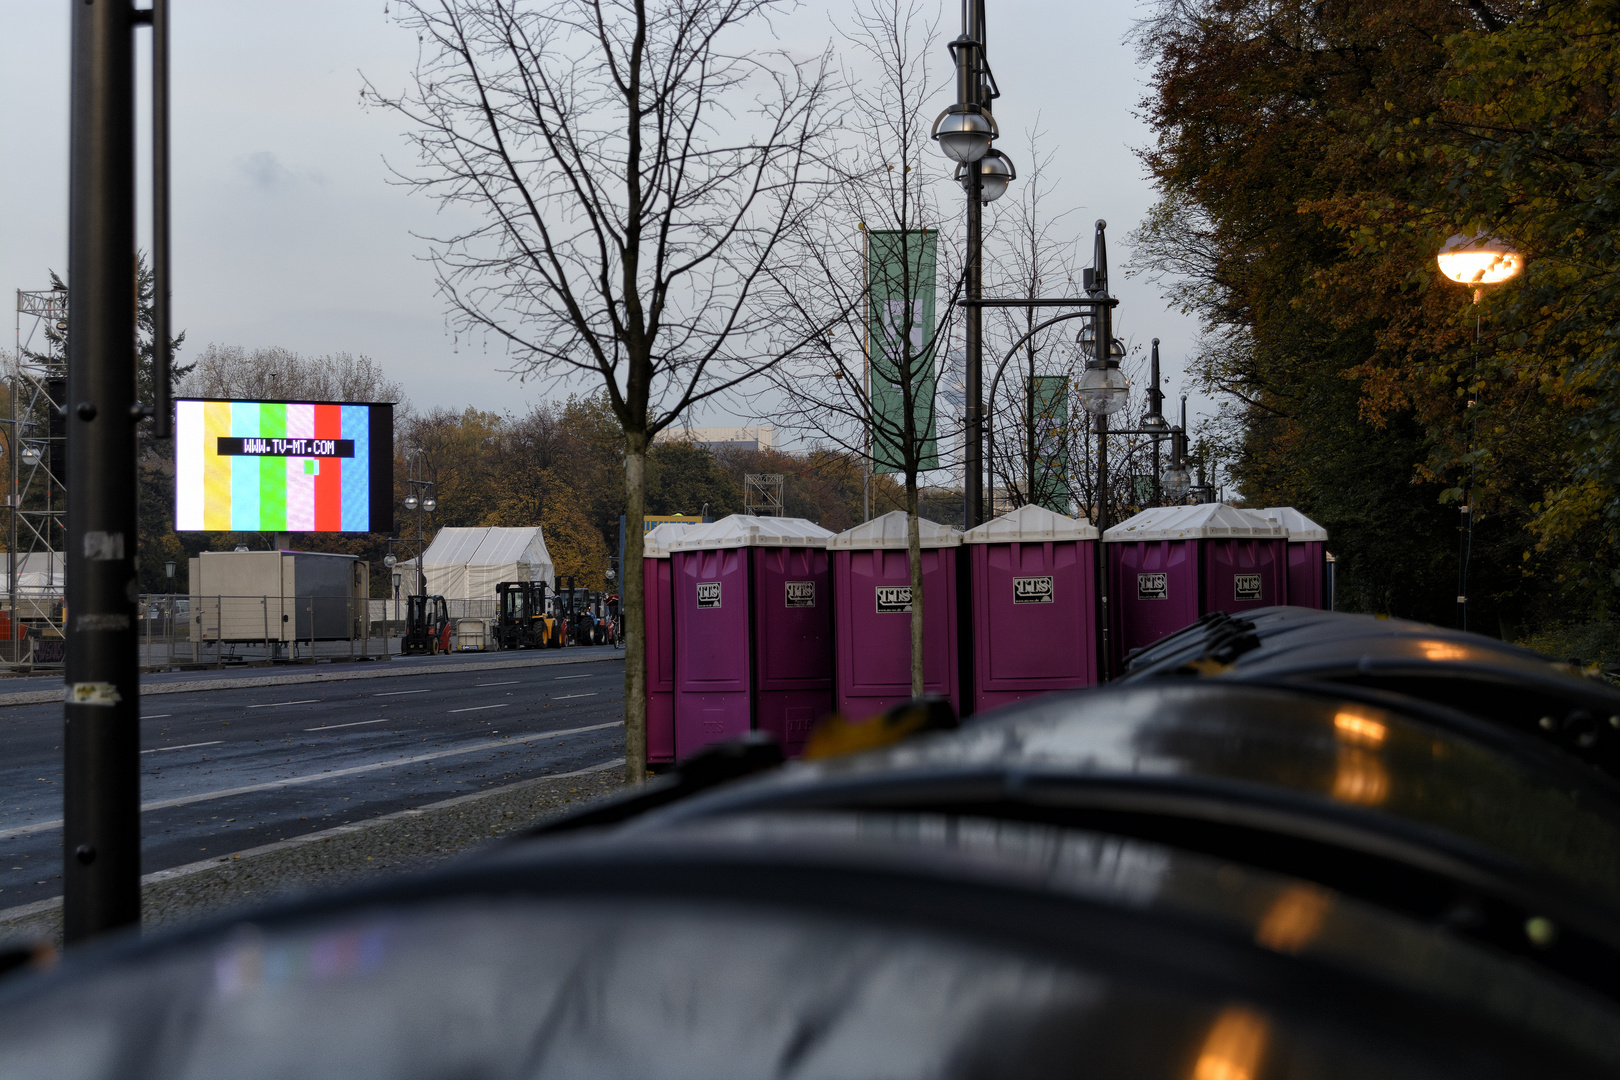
[1013, 576, 1054, 604]
[785, 581, 816, 608]
[875, 586, 912, 614]
[1234, 574, 1262, 601]
[696, 581, 722, 609]
[1138, 573, 1168, 600]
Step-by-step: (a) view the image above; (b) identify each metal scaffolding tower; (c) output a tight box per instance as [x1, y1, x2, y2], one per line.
[743, 473, 784, 517]
[8, 287, 70, 664]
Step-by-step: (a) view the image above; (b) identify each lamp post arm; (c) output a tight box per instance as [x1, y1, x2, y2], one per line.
[985, 309, 1093, 512]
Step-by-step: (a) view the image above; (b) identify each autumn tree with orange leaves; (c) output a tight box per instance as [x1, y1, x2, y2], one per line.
[1134, 0, 1620, 647]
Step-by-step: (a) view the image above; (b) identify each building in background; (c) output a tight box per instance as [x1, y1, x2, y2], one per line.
[656, 425, 775, 453]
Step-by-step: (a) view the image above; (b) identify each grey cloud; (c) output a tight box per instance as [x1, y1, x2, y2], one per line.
[239, 151, 293, 189]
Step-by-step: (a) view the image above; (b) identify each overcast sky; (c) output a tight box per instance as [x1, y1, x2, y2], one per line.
[0, 0, 1206, 440]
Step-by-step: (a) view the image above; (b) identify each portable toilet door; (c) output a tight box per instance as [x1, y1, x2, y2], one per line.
[668, 515, 835, 760]
[963, 504, 1099, 712]
[1254, 507, 1330, 609]
[641, 523, 685, 766]
[829, 510, 965, 720]
[1104, 503, 1286, 671]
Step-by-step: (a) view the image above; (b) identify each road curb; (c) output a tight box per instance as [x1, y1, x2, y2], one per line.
[0, 650, 625, 708]
[0, 757, 626, 937]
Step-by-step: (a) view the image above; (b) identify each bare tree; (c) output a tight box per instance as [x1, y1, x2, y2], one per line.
[369, 0, 835, 779]
[982, 124, 1085, 514]
[180, 346, 404, 404]
[757, 0, 959, 697]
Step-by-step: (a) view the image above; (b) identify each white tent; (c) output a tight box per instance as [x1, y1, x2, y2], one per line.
[0, 553, 66, 594]
[420, 527, 554, 601]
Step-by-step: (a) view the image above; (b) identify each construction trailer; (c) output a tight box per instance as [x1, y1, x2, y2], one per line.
[189, 550, 369, 646]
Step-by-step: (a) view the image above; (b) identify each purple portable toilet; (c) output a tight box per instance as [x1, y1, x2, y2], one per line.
[830, 511, 965, 720]
[669, 515, 835, 759]
[1104, 504, 1287, 671]
[1253, 507, 1330, 609]
[641, 522, 689, 766]
[963, 504, 1100, 712]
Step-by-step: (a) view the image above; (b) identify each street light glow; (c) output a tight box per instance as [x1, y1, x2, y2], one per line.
[1437, 232, 1523, 286]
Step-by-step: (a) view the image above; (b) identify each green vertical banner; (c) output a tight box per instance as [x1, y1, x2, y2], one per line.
[1033, 375, 1070, 513]
[868, 229, 938, 474]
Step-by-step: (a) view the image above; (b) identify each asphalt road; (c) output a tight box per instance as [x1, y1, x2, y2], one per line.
[0, 650, 626, 909]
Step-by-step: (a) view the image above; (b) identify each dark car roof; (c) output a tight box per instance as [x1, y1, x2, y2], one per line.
[1117, 607, 1620, 778]
[10, 677, 1620, 1077]
[640, 682, 1620, 898]
[4, 808, 1620, 1079]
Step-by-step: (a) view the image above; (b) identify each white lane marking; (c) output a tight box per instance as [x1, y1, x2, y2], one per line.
[373, 689, 432, 698]
[449, 703, 509, 714]
[1, 720, 625, 836]
[305, 719, 391, 732]
[245, 699, 321, 709]
[476, 680, 519, 687]
[143, 714, 174, 719]
[141, 740, 223, 755]
[554, 674, 592, 680]
[555, 693, 597, 700]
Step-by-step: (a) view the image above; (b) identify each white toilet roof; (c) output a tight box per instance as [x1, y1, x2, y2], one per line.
[666, 514, 835, 552]
[962, 503, 1098, 544]
[642, 521, 708, 559]
[827, 510, 963, 550]
[1253, 506, 1329, 542]
[1102, 503, 1286, 542]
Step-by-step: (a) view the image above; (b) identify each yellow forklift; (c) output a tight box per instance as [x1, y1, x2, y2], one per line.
[495, 580, 566, 649]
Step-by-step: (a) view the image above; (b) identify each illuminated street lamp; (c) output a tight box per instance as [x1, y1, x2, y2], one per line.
[1436, 231, 1523, 633]
[1437, 232, 1523, 301]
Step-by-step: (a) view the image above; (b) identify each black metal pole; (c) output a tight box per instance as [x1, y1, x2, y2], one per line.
[64, 0, 141, 942]
[1148, 338, 1162, 504]
[1097, 410, 1110, 681]
[1093, 220, 1112, 680]
[1025, 314, 1035, 508]
[151, 0, 172, 439]
[961, 0, 986, 527]
[964, 167, 984, 528]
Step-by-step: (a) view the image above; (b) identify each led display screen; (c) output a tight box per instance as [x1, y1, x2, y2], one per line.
[174, 399, 394, 533]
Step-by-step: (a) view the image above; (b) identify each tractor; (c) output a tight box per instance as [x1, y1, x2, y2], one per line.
[401, 594, 451, 655]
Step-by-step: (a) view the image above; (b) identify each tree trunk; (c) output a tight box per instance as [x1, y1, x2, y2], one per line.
[622, 432, 649, 783]
[906, 475, 924, 698]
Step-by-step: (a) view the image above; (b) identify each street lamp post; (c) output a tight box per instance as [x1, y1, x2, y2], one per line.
[1142, 339, 1170, 500]
[401, 450, 438, 597]
[1162, 395, 1193, 503]
[933, 0, 1016, 528]
[1436, 231, 1524, 631]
